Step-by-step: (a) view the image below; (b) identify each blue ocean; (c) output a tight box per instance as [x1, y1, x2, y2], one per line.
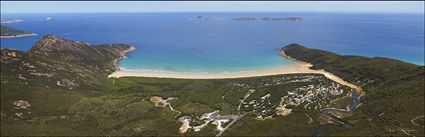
[1, 13, 424, 73]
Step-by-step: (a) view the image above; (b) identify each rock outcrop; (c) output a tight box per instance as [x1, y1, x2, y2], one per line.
[1, 35, 133, 91]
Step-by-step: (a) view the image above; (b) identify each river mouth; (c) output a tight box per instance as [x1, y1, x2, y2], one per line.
[313, 90, 362, 136]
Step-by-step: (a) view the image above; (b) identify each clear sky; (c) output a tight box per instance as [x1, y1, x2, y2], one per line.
[1, 1, 424, 14]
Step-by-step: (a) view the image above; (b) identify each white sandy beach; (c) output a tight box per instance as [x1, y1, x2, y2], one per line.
[109, 62, 361, 92]
[109, 48, 362, 93]
[109, 62, 316, 79]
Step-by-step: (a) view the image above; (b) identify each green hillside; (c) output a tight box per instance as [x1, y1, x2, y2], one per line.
[281, 44, 424, 136]
[1, 36, 423, 136]
[1, 25, 35, 38]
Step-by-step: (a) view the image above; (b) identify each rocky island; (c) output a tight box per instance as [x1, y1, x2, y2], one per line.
[188, 16, 223, 20]
[1, 25, 37, 38]
[233, 17, 303, 21]
[233, 17, 257, 21]
[262, 17, 303, 21]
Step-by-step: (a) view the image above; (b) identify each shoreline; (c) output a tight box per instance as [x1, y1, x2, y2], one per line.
[0, 33, 37, 38]
[111, 46, 136, 73]
[108, 47, 363, 93]
[109, 62, 315, 79]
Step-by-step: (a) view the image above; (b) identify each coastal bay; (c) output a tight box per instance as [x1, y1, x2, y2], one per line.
[1, 1, 423, 136]
[1, 13, 423, 68]
[0, 10, 423, 137]
[1, 35, 422, 136]
[109, 47, 362, 93]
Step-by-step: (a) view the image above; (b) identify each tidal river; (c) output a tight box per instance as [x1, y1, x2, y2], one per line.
[313, 90, 362, 137]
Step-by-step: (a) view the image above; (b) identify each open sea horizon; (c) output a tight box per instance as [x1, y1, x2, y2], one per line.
[1, 12, 424, 73]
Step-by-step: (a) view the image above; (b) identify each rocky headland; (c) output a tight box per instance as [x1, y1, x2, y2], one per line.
[1, 25, 37, 38]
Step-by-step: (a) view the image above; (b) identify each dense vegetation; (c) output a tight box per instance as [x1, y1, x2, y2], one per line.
[1, 36, 423, 136]
[282, 44, 424, 136]
[1, 35, 353, 136]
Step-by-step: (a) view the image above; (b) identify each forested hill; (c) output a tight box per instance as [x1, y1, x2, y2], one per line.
[1, 25, 36, 38]
[281, 44, 424, 136]
[1, 36, 356, 136]
[1, 34, 132, 91]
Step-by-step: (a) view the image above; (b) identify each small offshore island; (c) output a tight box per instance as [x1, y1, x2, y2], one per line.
[0, 25, 37, 38]
[0, 35, 423, 136]
[233, 17, 304, 21]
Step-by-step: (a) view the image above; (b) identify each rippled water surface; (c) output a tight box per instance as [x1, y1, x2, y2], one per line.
[1, 13, 423, 72]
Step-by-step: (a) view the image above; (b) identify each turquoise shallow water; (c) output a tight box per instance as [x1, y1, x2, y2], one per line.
[1, 13, 424, 73]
